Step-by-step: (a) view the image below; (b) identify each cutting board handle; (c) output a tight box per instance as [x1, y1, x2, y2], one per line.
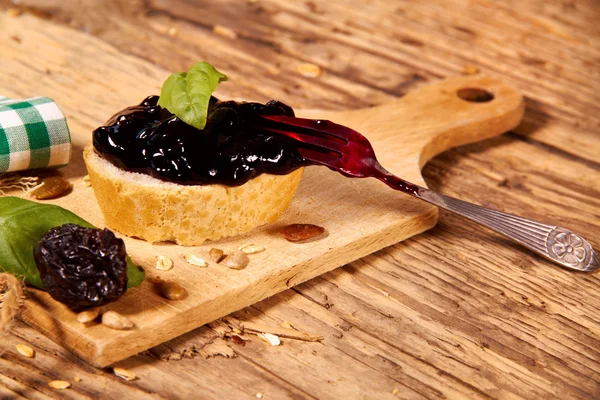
[371, 75, 525, 167]
[310, 75, 525, 170]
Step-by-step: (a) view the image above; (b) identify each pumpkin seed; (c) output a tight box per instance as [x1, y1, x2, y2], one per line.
[279, 224, 325, 242]
[159, 281, 187, 300]
[30, 175, 72, 200]
[223, 251, 249, 270]
[209, 248, 225, 263]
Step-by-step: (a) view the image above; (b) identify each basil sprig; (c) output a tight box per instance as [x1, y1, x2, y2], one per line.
[157, 61, 228, 131]
[0, 197, 145, 288]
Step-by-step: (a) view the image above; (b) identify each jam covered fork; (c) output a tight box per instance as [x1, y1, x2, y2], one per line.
[262, 114, 599, 272]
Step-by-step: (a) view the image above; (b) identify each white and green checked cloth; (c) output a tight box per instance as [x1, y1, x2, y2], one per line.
[0, 96, 71, 173]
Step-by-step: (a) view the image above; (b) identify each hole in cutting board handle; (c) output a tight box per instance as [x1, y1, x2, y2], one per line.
[456, 88, 494, 103]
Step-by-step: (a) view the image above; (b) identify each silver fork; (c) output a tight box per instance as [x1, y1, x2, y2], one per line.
[262, 115, 599, 272]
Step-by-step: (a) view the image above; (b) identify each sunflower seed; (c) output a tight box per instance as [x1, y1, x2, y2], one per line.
[213, 25, 238, 39]
[280, 320, 294, 330]
[16, 344, 35, 358]
[155, 255, 173, 271]
[185, 254, 208, 267]
[77, 310, 99, 324]
[48, 380, 70, 390]
[259, 333, 281, 346]
[7, 8, 23, 17]
[102, 311, 135, 330]
[113, 367, 136, 381]
[238, 243, 265, 254]
[462, 65, 480, 75]
[167, 26, 178, 37]
[297, 63, 322, 78]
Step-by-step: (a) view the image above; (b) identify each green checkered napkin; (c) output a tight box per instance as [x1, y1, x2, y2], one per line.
[0, 96, 71, 173]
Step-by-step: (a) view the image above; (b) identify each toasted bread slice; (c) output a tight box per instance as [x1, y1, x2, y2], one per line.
[83, 144, 303, 245]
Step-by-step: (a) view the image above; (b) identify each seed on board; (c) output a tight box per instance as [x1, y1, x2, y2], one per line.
[297, 63, 322, 78]
[256, 393, 263, 399]
[83, 175, 91, 187]
[167, 26, 178, 37]
[280, 320, 294, 330]
[48, 380, 70, 390]
[30, 175, 73, 200]
[209, 248, 225, 263]
[223, 251, 250, 270]
[77, 310, 99, 324]
[74, 376, 81, 383]
[16, 344, 35, 358]
[238, 243, 265, 254]
[213, 24, 238, 39]
[102, 311, 135, 330]
[185, 254, 208, 267]
[159, 281, 187, 300]
[279, 224, 325, 242]
[392, 388, 400, 396]
[113, 367, 136, 381]
[230, 335, 246, 346]
[155, 255, 173, 271]
[462, 65, 480, 75]
[259, 333, 281, 346]
[7, 8, 23, 17]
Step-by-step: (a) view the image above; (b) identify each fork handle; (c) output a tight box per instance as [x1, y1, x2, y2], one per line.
[416, 187, 599, 272]
[373, 167, 598, 271]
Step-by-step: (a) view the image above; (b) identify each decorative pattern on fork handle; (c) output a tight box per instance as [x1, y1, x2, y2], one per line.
[418, 188, 599, 272]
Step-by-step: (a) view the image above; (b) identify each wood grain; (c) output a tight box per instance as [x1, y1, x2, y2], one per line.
[0, 0, 598, 399]
[1, 11, 523, 367]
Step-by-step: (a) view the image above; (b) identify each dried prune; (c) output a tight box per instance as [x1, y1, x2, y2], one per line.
[33, 223, 128, 310]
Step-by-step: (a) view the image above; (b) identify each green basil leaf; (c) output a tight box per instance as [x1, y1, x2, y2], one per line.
[0, 197, 144, 288]
[157, 61, 228, 130]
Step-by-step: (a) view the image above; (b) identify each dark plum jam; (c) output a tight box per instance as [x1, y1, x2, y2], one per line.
[93, 95, 308, 186]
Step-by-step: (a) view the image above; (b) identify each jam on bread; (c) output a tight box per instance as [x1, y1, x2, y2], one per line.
[93, 96, 308, 186]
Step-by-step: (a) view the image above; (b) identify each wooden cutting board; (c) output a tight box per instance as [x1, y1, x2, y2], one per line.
[1, 14, 523, 367]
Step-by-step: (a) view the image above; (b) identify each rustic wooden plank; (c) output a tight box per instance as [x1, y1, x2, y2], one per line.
[0, 0, 598, 399]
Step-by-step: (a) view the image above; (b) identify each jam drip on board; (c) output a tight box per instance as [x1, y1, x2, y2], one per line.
[93, 96, 309, 186]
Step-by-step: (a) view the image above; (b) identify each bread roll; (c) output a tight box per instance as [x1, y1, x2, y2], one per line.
[83, 144, 303, 245]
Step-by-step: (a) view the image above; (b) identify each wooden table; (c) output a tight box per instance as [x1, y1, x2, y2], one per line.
[1, 1, 598, 399]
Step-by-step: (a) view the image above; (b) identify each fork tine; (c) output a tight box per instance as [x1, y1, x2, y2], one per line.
[261, 125, 344, 155]
[261, 115, 350, 144]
